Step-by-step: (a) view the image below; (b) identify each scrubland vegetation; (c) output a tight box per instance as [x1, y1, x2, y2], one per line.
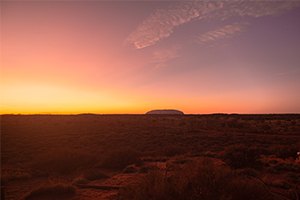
[22, 183, 76, 200]
[120, 158, 273, 200]
[1, 114, 300, 199]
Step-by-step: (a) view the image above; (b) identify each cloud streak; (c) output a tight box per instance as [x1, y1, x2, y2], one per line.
[125, 1, 300, 49]
[125, 1, 222, 49]
[194, 22, 249, 45]
[152, 46, 180, 69]
[277, 69, 300, 76]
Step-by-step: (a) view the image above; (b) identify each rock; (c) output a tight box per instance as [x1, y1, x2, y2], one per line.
[146, 109, 184, 115]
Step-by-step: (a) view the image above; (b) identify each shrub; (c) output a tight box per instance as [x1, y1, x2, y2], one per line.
[22, 183, 76, 200]
[284, 172, 300, 183]
[288, 187, 300, 200]
[119, 158, 274, 200]
[275, 144, 299, 159]
[72, 176, 88, 185]
[268, 167, 279, 174]
[222, 144, 263, 169]
[271, 180, 292, 189]
[269, 160, 278, 165]
[161, 145, 187, 157]
[142, 157, 155, 162]
[272, 162, 300, 172]
[260, 124, 271, 131]
[31, 148, 97, 175]
[227, 119, 238, 128]
[1, 170, 31, 185]
[123, 166, 138, 173]
[83, 169, 109, 181]
[99, 148, 141, 169]
[1, 186, 5, 200]
[139, 166, 159, 174]
[236, 168, 259, 177]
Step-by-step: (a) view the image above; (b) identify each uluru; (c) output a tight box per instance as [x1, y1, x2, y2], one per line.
[146, 109, 184, 115]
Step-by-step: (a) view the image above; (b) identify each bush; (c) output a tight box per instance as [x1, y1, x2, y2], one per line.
[31, 148, 97, 175]
[275, 144, 299, 159]
[272, 162, 300, 172]
[99, 148, 141, 169]
[222, 144, 263, 169]
[142, 157, 155, 162]
[72, 176, 88, 185]
[83, 169, 109, 181]
[271, 179, 292, 189]
[236, 168, 259, 177]
[227, 119, 238, 128]
[22, 183, 76, 200]
[123, 166, 138, 173]
[119, 158, 274, 200]
[284, 172, 300, 183]
[161, 145, 187, 157]
[260, 124, 271, 131]
[1, 170, 31, 185]
[288, 187, 300, 199]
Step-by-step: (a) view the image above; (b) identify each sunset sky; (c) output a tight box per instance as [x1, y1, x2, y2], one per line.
[1, 1, 300, 114]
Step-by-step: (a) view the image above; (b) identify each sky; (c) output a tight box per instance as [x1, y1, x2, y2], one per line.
[1, 0, 300, 114]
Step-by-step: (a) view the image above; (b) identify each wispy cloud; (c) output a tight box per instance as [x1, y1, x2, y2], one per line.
[224, 1, 300, 18]
[125, 1, 223, 49]
[277, 69, 300, 76]
[194, 22, 249, 45]
[152, 45, 180, 69]
[125, 1, 300, 49]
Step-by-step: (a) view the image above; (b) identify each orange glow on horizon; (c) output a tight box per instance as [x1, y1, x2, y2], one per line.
[1, 2, 300, 114]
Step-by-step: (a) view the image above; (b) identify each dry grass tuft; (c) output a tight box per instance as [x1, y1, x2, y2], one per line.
[30, 148, 97, 175]
[72, 176, 88, 185]
[272, 162, 300, 172]
[1, 170, 31, 185]
[98, 148, 141, 169]
[119, 158, 275, 200]
[284, 172, 300, 183]
[22, 183, 76, 200]
[83, 169, 109, 181]
[271, 179, 292, 189]
[222, 144, 263, 169]
[161, 145, 187, 157]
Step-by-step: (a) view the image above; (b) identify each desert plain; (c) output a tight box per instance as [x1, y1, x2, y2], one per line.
[1, 114, 300, 200]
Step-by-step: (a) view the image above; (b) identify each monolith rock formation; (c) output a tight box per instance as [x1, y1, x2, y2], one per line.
[146, 109, 184, 115]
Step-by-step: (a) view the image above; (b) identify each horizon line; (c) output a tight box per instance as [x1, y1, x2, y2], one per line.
[1, 112, 300, 116]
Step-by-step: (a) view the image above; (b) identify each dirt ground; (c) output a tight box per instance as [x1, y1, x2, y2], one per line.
[1, 114, 300, 199]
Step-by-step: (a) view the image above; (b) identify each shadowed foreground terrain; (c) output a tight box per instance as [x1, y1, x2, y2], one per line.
[1, 114, 300, 199]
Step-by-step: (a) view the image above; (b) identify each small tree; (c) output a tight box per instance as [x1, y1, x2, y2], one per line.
[222, 144, 263, 169]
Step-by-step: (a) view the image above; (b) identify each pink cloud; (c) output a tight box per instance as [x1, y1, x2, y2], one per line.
[152, 45, 181, 69]
[277, 69, 300, 76]
[125, 1, 300, 49]
[194, 22, 249, 45]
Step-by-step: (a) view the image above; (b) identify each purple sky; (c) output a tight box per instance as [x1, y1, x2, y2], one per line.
[1, 1, 300, 114]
